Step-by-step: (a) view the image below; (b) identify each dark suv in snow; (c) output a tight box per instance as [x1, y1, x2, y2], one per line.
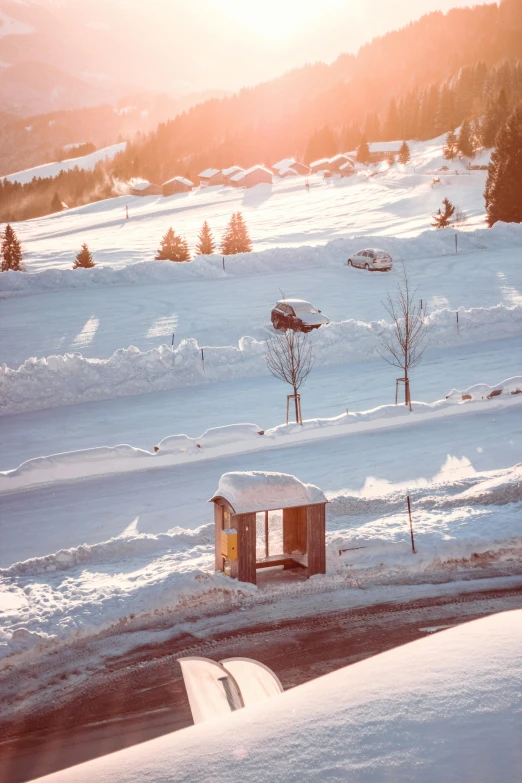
[271, 299, 330, 332]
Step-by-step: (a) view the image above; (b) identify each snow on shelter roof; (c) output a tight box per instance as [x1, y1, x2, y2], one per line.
[199, 168, 221, 178]
[210, 471, 327, 514]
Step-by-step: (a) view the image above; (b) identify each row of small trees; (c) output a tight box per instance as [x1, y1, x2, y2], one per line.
[70, 212, 254, 269]
[155, 212, 252, 262]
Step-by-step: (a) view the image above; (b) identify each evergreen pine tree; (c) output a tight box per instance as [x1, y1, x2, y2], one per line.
[356, 137, 370, 164]
[195, 221, 216, 255]
[432, 198, 455, 228]
[1, 224, 23, 272]
[73, 243, 96, 269]
[221, 212, 252, 255]
[457, 119, 474, 158]
[50, 192, 63, 213]
[485, 106, 522, 227]
[443, 130, 458, 160]
[155, 227, 190, 261]
[383, 98, 400, 141]
[398, 141, 411, 164]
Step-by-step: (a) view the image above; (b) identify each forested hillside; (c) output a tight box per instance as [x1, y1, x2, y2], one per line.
[2, 0, 521, 222]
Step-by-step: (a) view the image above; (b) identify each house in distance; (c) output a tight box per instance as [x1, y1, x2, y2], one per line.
[130, 181, 162, 196]
[162, 176, 193, 196]
[222, 165, 244, 185]
[198, 168, 224, 187]
[243, 165, 273, 188]
[272, 158, 309, 177]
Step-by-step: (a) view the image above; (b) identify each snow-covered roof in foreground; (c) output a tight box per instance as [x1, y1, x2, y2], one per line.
[37, 611, 522, 782]
[198, 168, 221, 178]
[210, 471, 326, 513]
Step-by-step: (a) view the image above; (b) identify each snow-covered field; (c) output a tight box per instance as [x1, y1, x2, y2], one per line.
[0, 134, 521, 672]
[32, 610, 522, 782]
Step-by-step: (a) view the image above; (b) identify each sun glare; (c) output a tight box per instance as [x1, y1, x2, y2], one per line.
[218, 0, 319, 41]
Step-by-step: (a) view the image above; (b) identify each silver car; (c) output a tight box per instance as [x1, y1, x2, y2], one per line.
[348, 248, 392, 271]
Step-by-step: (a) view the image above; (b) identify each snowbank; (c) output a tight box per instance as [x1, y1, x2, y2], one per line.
[30, 611, 522, 783]
[446, 375, 522, 401]
[2, 303, 521, 416]
[1, 221, 521, 296]
[1, 381, 521, 495]
[1, 461, 520, 664]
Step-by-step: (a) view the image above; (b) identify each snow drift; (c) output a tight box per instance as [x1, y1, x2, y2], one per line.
[2, 303, 521, 415]
[1, 221, 521, 297]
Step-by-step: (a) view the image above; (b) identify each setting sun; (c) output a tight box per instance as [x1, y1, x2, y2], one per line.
[215, 0, 327, 40]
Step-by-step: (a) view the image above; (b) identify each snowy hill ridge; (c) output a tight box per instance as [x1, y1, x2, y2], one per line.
[2, 303, 521, 415]
[2, 221, 521, 296]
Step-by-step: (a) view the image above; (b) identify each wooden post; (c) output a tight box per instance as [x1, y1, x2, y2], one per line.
[407, 495, 416, 554]
[456, 311, 459, 335]
[265, 510, 269, 558]
[222, 256, 225, 271]
[201, 348, 205, 370]
[172, 332, 175, 350]
[455, 234, 458, 254]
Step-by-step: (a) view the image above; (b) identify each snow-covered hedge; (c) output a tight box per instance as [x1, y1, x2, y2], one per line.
[1, 303, 521, 415]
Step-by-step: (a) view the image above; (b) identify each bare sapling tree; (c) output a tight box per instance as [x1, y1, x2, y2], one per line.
[266, 329, 314, 424]
[378, 265, 428, 411]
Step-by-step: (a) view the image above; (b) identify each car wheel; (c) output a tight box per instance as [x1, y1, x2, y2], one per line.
[364, 263, 370, 271]
[348, 259, 352, 266]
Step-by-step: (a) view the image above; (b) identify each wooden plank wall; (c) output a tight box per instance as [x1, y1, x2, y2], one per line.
[307, 503, 326, 575]
[236, 513, 257, 585]
[283, 506, 307, 554]
[214, 504, 224, 571]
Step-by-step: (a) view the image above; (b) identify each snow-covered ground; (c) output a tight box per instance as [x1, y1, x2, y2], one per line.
[2, 134, 491, 273]
[32, 610, 522, 783]
[0, 133, 521, 672]
[2, 143, 127, 185]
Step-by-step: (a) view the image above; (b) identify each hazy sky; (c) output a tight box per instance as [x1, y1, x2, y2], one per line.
[147, 0, 482, 92]
[43, 0, 484, 95]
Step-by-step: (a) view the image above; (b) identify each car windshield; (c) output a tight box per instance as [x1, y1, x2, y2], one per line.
[291, 302, 319, 314]
[374, 250, 389, 258]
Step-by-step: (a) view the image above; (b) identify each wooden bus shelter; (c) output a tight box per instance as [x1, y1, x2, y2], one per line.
[210, 471, 327, 585]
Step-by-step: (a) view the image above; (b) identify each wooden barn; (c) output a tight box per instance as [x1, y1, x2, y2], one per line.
[222, 165, 244, 185]
[211, 471, 327, 585]
[339, 161, 355, 177]
[329, 154, 355, 172]
[272, 158, 309, 177]
[243, 165, 273, 188]
[162, 176, 193, 196]
[277, 166, 299, 178]
[368, 143, 401, 163]
[309, 157, 331, 174]
[131, 181, 162, 196]
[198, 168, 224, 187]
[230, 170, 246, 187]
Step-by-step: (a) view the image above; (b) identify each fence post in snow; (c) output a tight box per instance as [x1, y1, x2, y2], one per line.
[201, 348, 205, 371]
[455, 234, 458, 254]
[222, 256, 225, 271]
[407, 495, 416, 554]
[456, 311, 459, 335]
[172, 333, 175, 350]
